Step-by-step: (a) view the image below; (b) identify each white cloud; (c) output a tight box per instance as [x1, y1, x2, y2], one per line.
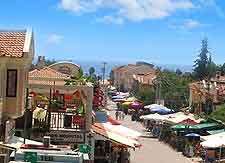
[59, 0, 195, 23]
[184, 19, 201, 29]
[96, 15, 124, 25]
[47, 34, 63, 44]
[170, 19, 210, 30]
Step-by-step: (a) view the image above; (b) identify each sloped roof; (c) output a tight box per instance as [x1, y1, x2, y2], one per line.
[29, 67, 70, 80]
[0, 30, 27, 58]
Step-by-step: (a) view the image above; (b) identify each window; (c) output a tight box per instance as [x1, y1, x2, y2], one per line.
[6, 69, 17, 97]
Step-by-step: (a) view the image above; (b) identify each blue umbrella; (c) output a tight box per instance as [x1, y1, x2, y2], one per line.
[151, 107, 172, 113]
[185, 133, 200, 137]
[112, 95, 124, 99]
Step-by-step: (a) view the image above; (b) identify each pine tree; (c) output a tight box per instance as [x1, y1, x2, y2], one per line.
[194, 38, 216, 80]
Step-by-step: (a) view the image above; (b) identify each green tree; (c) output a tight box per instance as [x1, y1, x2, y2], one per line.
[194, 38, 210, 80]
[89, 67, 95, 78]
[210, 104, 225, 122]
[155, 69, 193, 110]
[194, 38, 216, 80]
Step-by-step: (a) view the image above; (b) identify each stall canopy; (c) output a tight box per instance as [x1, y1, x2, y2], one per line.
[0, 136, 43, 149]
[164, 112, 204, 125]
[178, 118, 199, 125]
[207, 129, 225, 135]
[171, 124, 195, 130]
[193, 122, 220, 130]
[140, 113, 167, 121]
[201, 132, 225, 142]
[92, 123, 141, 148]
[144, 104, 172, 114]
[107, 117, 121, 125]
[201, 138, 225, 148]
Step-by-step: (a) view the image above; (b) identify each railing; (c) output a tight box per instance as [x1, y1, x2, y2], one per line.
[50, 111, 86, 131]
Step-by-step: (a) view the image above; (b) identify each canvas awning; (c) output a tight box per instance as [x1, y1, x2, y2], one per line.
[193, 123, 220, 130]
[201, 132, 225, 142]
[140, 113, 167, 121]
[201, 138, 225, 148]
[0, 136, 43, 149]
[207, 129, 225, 135]
[92, 123, 141, 148]
[163, 112, 204, 125]
[170, 124, 195, 130]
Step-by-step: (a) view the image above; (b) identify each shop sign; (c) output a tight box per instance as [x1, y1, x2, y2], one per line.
[79, 144, 91, 153]
[45, 131, 85, 143]
[24, 151, 37, 163]
[5, 120, 15, 143]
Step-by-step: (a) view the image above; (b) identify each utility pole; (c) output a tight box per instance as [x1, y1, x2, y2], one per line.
[102, 62, 107, 85]
[23, 88, 29, 144]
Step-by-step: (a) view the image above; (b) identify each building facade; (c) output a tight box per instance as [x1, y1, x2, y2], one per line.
[0, 29, 34, 122]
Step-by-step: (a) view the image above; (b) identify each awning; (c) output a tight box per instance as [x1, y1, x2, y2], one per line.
[193, 122, 220, 129]
[0, 136, 43, 149]
[207, 129, 225, 135]
[163, 112, 204, 125]
[171, 124, 195, 130]
[92, 123, 141, 148]
[103, 123, 142, 139]
[140, 113, 167, 121]
[201, 132, 225, 142]
[107, 117, 121, 125]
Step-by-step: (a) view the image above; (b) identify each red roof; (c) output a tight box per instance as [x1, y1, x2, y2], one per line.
[178, 118, 199, 125]
[0, 31, 26, 58]
[29, 67, 70, 86]
[29, 67, 70, 79]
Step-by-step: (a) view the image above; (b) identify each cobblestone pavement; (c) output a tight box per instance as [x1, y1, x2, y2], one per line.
[107, 100, 196, 163]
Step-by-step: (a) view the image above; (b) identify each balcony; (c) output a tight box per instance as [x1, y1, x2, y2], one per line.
[50, 111, 85, 131]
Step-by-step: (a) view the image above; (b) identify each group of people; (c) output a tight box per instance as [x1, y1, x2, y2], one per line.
[115, 110, 125, 120]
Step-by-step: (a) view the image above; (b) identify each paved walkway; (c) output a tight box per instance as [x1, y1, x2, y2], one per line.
[107, 101, 195, 163]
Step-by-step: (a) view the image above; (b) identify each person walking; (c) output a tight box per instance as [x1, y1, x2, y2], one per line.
[115, 111, 119, 120]
[122, 111, 125, 120]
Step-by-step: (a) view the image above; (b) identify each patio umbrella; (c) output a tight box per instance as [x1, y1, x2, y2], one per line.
[131, 101, 142, 108]
[122, 101, 132, 106]
[113, 98, 126, 102]
[144, 104, 161, 109]
[185, 133, 200, 137]
[125, 97, 137, 102]
[112, 95, 124, 99]
[151, 107, 172, 114]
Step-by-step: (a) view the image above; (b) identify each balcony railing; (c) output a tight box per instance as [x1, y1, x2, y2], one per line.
[50, 111, 85, 131]
[32, 111, 86, 132]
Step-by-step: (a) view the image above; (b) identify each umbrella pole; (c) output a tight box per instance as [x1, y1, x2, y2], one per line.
[219, 146, 222, 163]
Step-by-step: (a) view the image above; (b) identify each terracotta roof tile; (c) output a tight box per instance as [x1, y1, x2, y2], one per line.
[29, 67, 70, 80]
[0, 31, 26, 58]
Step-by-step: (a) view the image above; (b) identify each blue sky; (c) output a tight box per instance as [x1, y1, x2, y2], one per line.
[0, 0, 225, 65]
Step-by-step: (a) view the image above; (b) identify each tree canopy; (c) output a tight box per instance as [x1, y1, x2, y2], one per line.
[193, 38, 216, 80]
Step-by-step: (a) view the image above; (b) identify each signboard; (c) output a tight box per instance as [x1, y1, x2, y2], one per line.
[5, 120, 15, 143]
[24, 152, 37, 163]
[79, 144, 91, 153]
[45, 131, 85, 144]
